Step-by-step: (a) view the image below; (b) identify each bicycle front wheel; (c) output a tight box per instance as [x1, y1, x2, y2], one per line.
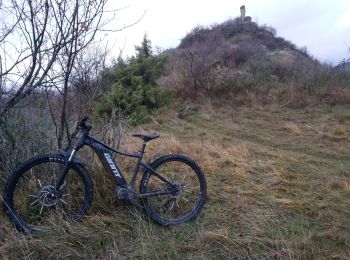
[3, 154, 93, 234]
[140, 154, 207, 225]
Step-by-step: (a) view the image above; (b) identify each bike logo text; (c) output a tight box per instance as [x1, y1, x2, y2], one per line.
[104, 153, 121, 178]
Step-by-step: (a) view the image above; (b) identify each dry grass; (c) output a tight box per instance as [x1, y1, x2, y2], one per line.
[274, 86, 350, 108]
[1, 103, 350, 259]
[282, 122, 302, 135]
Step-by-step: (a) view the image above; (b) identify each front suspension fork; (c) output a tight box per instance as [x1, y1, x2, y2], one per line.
[55, 149, 77, 190]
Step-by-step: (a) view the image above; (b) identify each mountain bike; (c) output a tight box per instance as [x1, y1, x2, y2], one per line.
[3, 117, 207, 234]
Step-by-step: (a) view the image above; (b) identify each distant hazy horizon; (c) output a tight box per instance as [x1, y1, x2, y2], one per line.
[101, 0, 349, 64]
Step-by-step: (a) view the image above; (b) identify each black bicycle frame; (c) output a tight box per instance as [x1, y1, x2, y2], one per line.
[55, 132, 176, 198]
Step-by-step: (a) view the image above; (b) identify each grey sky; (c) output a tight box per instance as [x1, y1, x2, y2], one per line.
[105, 0, 349, 64]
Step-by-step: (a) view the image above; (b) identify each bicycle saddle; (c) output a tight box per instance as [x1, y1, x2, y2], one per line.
[132, 133, 159, 142]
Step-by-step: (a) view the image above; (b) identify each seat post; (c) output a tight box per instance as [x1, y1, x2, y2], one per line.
[130, 141, 147, 187]
[139, 142, 147, 157]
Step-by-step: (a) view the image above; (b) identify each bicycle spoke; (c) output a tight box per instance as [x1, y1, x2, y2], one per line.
[182, 196, 189, 202]
[60, 181, 67, 190]
[39, 204, 44, 215]
[37, 178, 42, 188]
[31, 197, 40, 206]
[170, 200, 175, 210]
[161, 197, 173, 209]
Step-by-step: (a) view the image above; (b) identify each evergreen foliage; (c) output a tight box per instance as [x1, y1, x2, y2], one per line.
[94, 35, 172, 125]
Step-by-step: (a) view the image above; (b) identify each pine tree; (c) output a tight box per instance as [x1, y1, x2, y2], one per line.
[94, 35, 171, 125]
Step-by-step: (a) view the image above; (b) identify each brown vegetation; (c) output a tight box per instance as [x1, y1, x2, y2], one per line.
[1, 103, 349, 258]
[159, 19, 350, 104]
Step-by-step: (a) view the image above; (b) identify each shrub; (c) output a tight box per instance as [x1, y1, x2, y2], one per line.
[221, 20, 260, 38]
[94, 83, 172, 125]
[94, 35, 172, 125]
[179, 25, 211, 49]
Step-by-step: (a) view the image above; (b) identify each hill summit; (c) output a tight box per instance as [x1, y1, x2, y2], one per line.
[160, 14, 323, 102]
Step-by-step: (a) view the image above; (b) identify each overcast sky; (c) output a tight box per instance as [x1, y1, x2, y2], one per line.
[104, 0, 350, 64]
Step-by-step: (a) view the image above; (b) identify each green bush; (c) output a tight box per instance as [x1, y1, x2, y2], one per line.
[94, 35, 172, 125]
[94, 83, 172, 125]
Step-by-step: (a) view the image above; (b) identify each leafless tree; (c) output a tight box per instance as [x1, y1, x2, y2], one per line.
[0, 0, 108, 123]
[182, 41, 218, 100]
[70, 46, 109, 116]
[47, 45, 110, 148]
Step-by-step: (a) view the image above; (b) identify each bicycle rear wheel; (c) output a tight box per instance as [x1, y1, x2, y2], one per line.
[140, 154, 207, 225]
[3, 154, 93, 234]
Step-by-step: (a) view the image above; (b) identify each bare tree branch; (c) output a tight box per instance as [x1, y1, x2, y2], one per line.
[0, 0, 108, 121]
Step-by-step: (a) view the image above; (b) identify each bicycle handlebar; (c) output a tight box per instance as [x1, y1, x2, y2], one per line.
[77, 116, 89, 127]
[76, 116, 92, 132]
[64, 117, 92, 151]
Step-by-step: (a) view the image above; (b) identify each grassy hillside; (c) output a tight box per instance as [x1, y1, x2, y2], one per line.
[1, 103, 349, 259]
[160, 19, 349, 102]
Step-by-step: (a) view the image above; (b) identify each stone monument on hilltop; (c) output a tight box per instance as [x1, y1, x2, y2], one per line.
[240, 5, 245, 20]
[240, 5, 252, 22]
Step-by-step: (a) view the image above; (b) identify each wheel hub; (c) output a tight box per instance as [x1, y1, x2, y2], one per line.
[38, 185, 59, 207]
[172, 183, 182, 197]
